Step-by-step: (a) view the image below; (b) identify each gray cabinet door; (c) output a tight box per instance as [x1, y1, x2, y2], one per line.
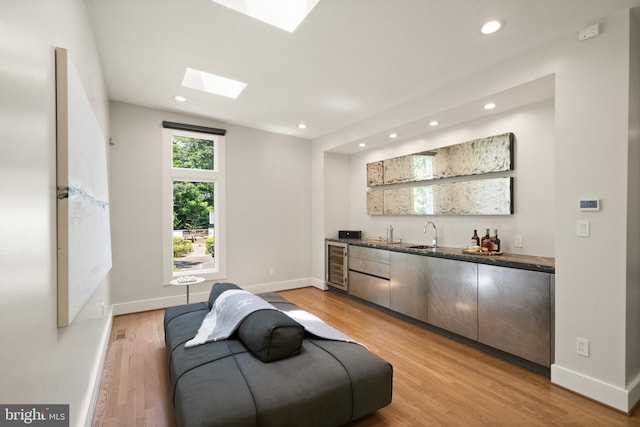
[478, 265, 551, 367]
[349, 270, 390, 308]
[390, 252, 428, 323]
[426, 257, 478, 340]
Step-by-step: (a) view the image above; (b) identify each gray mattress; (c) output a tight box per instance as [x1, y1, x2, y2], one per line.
[164, 292, 393, 427]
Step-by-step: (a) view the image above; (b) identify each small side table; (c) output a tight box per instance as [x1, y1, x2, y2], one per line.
[169, 276, 205, 304]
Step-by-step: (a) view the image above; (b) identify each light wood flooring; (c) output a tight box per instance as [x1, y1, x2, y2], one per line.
[93, 286, 640, 426]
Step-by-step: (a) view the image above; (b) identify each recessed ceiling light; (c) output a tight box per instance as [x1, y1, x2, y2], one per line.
[389, 133, 398, 139]
[298, 123, 307, 129]
[211, 0, 321, 32]
[182, 67, 247, 99]
[484, 102, 496, 110]
[429, 120, 440, 126]
[359, 143, 366, 147]
[174, 95, 186, 102]
[481, 20, 503, 35]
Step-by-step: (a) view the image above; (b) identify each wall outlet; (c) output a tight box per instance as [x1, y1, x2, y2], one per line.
[576, 337, 590, 357]
[269, 267, 275, 276]
[101, 302, 105, 317]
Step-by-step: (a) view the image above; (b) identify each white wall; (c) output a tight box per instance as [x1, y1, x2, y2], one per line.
[551, 9, 637, 411]
[0, 1, 112, 426]
[324, 152, 352, 239]
[626, 9, 640, 397]
[312, 7, 640, 413]
[109, 102, 314, 313]
[349, 99, 555, 256]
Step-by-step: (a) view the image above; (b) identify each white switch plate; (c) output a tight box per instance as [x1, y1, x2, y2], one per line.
[514, 235, 523, 248]
[577, 220, 590, 237]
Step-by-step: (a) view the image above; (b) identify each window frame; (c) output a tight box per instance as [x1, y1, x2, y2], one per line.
[162, 128, 226, 284]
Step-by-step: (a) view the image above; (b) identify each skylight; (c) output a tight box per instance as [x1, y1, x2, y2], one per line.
[211, 0, 320, 32]
[181, 67, 247, 99]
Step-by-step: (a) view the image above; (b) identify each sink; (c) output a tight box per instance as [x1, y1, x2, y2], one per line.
[408, 245, 435, 250]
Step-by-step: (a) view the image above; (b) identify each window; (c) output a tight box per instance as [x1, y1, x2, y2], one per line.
[162, 126, 226, 283]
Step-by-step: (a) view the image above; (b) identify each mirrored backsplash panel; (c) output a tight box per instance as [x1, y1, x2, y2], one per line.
[366, 132, 514, 216]
[367, 132, 514, 187]
[367, 177, 513, 216]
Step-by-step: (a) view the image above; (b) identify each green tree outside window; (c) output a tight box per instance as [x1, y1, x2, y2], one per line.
[172, 136, 215, 231]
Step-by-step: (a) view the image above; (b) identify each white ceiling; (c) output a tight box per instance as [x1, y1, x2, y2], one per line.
[87, 0, 640, 150]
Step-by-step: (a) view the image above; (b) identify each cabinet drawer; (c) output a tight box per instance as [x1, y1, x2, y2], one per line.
[349, 245, 390, 264]
[349, 258, 390, 279]
[349, 271, 390, 307]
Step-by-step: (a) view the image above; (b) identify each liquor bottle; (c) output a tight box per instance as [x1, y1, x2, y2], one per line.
[471, 229, 480, 247]
[481, 228, 492, 251]
[493, 229, 501, 252]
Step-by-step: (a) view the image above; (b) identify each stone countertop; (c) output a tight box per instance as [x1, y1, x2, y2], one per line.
[327, 238, 555, 274]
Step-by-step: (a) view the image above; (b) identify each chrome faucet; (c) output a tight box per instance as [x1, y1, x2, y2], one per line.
[424, 221, 437, 248]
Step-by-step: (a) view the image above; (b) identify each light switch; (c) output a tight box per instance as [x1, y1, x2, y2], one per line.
[514, 235, 523, 248]
[577, 220, 590, 237]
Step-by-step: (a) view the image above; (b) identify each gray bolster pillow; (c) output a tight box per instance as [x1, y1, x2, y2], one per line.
[208, 282, 241, 309]
[237, 309, 304, 362]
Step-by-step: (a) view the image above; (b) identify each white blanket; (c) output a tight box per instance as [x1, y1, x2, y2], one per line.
[185, 290, 274, 348]
[286, 309, 357, 344]
[185, 290, 360, 348]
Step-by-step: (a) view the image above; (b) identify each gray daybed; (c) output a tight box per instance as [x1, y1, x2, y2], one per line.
[164, 283, 393, 427]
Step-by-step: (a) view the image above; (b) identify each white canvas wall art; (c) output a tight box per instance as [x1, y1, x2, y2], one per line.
[56, 47, 112, 327]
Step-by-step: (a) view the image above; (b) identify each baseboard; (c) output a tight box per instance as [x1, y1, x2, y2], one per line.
[83, 304, 114, 427]
[244, 277, 327, 294]
[627, 370, 640, 412]
[551, 363, 636, 413]
[112, 277, 327, 316]
[113, 294, 187, 316]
